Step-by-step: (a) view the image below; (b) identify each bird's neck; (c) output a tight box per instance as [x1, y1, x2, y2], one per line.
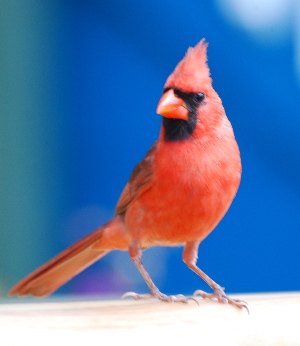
[162, 112, 197, 142]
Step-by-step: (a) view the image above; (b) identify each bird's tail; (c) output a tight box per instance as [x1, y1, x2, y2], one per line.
[8, 216, 127, 297]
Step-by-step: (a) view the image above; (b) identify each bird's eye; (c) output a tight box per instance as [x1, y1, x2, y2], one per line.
[195, 93, 204, 103]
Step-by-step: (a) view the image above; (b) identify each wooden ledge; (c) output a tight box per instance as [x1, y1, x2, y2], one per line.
[1, 292, 299, 345]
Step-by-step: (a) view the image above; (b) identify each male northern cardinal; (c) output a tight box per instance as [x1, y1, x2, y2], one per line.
[9, 39, 246, 310]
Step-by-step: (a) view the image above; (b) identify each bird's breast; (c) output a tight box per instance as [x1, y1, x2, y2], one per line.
[126, 133, 241, 247]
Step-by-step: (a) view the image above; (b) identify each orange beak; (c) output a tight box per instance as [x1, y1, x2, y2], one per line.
[156, 89, 189, 121]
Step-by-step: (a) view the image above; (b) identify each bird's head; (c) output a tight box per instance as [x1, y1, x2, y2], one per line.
[156, 39, 225, 141]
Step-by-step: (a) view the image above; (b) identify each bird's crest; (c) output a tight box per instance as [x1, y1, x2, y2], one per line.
[165, 39, 212, 92]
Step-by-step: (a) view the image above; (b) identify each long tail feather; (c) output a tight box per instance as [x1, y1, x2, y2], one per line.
[8, 219, 119, 297]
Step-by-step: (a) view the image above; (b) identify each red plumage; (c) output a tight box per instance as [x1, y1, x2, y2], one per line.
[9, 40, 247, 311]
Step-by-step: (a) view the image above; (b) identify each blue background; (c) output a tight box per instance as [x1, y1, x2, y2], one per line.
[1, 0, 300, 299]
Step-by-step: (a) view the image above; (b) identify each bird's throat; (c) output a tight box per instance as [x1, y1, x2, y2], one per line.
[163, 113, 197, 142]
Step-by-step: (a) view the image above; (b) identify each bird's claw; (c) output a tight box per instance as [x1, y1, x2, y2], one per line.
[193, 288, 249, 313]
[122, 291, 198, 304]
[122, 291, 153, 301]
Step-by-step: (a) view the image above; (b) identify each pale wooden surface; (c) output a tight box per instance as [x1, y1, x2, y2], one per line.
[1, 292, 300, 345]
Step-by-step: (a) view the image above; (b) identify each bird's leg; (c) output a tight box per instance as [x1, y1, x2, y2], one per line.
[122, 240, 197, 304]
[183, 241, 248, 312]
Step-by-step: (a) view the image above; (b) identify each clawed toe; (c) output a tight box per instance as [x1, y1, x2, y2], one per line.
[122, 291, 198, 304]
[171, 295, 199, 304]
[193, 289, 249, 313]
[121, 291, 153, 301]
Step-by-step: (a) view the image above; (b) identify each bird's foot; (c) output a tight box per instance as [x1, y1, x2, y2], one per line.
[194, 288, 249, 313]
[122, 290, 198, 304]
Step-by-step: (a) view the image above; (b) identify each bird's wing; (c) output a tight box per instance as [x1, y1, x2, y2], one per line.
[115, 141, 157, 215]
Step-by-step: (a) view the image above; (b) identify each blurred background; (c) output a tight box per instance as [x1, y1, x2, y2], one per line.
[1, 0, 300, 300]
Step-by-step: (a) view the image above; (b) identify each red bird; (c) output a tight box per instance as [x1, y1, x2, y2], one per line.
[9, 39, 246, 310]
